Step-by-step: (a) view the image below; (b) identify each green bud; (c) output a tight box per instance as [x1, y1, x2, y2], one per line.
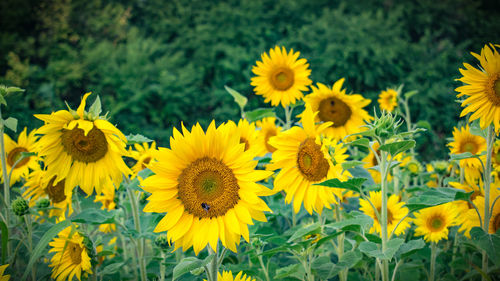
[432, 160, 448, 174]
[12, 197, 29, 216]
[36, 198, 51, 209]
[155, 234, 170, 251]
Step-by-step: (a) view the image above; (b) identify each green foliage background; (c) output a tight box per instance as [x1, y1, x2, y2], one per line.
[1, 0, 499, 160]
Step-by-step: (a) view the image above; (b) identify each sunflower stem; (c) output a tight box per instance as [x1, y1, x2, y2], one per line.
[160, 251, 166, 281]
[127, 187, 147, 281]
[334, 203, 347, 281]
[481, 124, 494, 280]
[284, 105, 293, 130]
[429, 242, 437, 281]
[207, 245, 219, 281]
[380, 149, 390, 281]
[0, 107, 12, 259]
[25, 213, 36, 281]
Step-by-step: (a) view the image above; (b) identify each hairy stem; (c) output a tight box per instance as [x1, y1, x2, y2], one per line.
[482, 125, 494, 280]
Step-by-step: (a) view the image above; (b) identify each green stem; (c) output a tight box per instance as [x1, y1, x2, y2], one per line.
[284, 106, 293, 130]
[160, 251, 166, 281]
[0, 108, 11, 258]
[257, 251, 270, 281]
[430, 243, 437, 281]
[482, 125, 494, 280]
[335, 204, 347, 281]
[207, 245, 219, 281]
[25, 214, 36, 281]
[402, 99, 414, 154]
[380, 150, 390, 281]
[127, 187, 147, 281]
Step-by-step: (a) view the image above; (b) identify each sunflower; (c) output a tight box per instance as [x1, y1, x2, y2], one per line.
[129, 141, 159, 176]
[425, 164, 438, 188]
[269, 106, 351, 215]
[456, 44, 500, 130]
[303, 79, 372, 139]
[413, 203, 458, 243]
[449, 180, 483, 237]
[23, 169, 73, 219]
[204, 270, 255, 281]
[0, 264, 10, 281]
[255, 117, 282, 154]
[141, 121, 273, 254]
[226, 119, 266, 158]
[462, 183, 500, 235]
[251, 46, 312, 107]
[35, 93, 131, 195]
[2, 127, 39, 185]
[48, 225, 92, 281]
[359, 191, 411, 236]
[378, 89, 398, 112]
[492, 140, 500, 179]
[448, 125, 486, 183]
[94, 180, 117, 233]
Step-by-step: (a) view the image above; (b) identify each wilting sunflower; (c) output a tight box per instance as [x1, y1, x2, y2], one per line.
[378, 88, 398, 112]
[2, 127, 39, 185]
[129, 141, 158, 176]
[23, 169, 73, 219]
[226, 119, 266, 158]
[456, 44, 500, 130]
[49, 225, 92, 281]
[0, 264, 10, 281]
[94, 180, 117, 233]
[251, 46, 312, 107]
[204, 270, 255, 281]
[269, 107, 351, 215]
[448, 125, 486, 183]
[255, 117, 282, 154]
[141, 121, 273, 254]
[462, 183, 500, 235]
[359, 191, 411, 236]
[413, 203, 458, 243]
[35, 93, 131, 195]
[449, 180, 483, 237]
[303, 79, 372, 139]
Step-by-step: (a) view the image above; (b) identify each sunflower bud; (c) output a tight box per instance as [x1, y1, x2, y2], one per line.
[154, 234, 170, 251]
[12, 197, 29, 216]
[432, 160, 449, 175]
[36, 198, 51, 209]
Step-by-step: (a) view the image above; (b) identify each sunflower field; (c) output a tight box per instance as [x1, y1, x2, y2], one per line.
[1, 1, 500, 281]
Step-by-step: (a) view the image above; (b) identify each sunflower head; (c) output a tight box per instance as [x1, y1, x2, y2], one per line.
[251, 46, 312, 107]
[255, 117, 282, 154]
[129, 141, 159, 176]
[448, 125, 486, 183]
[225, 119, 266, 157]
[304, 79, 373, 139]
[413, 203, 458, 243]
[204, 270, 256, 281]
[2, 127, 39, 185]
[378, 88, 398, 112]
[0, 264, 10, 281]
[456, 43, 500, 130]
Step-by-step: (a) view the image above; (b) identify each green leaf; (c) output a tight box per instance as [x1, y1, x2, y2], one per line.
[245, 108, 275, 123]
[326, 211, 373, 231]
[288, 222, 321, 242]
[405, 187, 470, 212]
[126, 134, 153, 145]
[101, 262, 126, 275]
[290, 100, 305, 109]
[0, 95, 6, 106]
[275, 264, 304, 279]
[172, 254, 214, 280]
[359, 238, 404, 260]
[6, 86, 24, 94]
[71, 209, 115, 224]
[469, 227, 500, 266]
[315, 231, 345, 247]
[88, 95, 102, 118]
[338, 250, 363, 268]
[449, 152, 475, 161]
[378, 140, 415, 156]
[404, 90, 418, 99]
[0, 221, 7, 264]
[341, 161, 366, 170]
[311, 250, 362, 278]
[316, 178, 367, 193]
[346, 138, 370, 149]
[21, 220, 72, 281]
[396, 239, 426, 258]
[3, 117, 17, 132]
[416, 120, 431, 130]
[224, 85, 247, 110]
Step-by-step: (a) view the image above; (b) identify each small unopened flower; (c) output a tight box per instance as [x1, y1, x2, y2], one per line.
[12, 197, 29, 216]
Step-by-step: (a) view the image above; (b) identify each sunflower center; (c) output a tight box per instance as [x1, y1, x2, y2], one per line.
[7, 147, 30, 168]
[427, 215, 445, 232]
[296, 138, 329, 182]
[318, 97, 352, 127]
[493, 213, 500, 233]
[487, 74, 500, 105]
[264, 130, 277, 153]
[462, 142, 477, 154]
[45, 177, 66, 203]
[271, 67, 294, 91]
[141, 156, 152, 169]
[239, 137, 250, 151]
[68, 242, 83, 264]
[61, 126, 108, 163]
[408, 163, 419, 173]
[178, 157, 239, 218]
[494, 150, 500, 165]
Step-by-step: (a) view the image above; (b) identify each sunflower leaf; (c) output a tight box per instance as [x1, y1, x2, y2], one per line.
[341, 161, 366, 170]
[275, 264, 305, 279]
[3, 117, 17, 132]
[224, 85, 247, 111]
[0, 221, 7, 264]
[404, 90, 418, 99]
[378, 140, 415, 156]
[88, 95, 102, 118]
[405, 187, 469, 212]
[126, 134, 153, 145]
[325, 211, 373, 231]
[172, 254, 214, 280]
[469, 227, 500, 266]
[315, 178, 367, 193]
[395, 239, 426, 258]
[71, 209, 115, 224]
[449, 152, 475, 161]
[288, 222, 321, 242]
[245, 108, 275, 123]
[345, 138, 370, 149]
[312, 250, 363, 278]
[359, 238, 404, 260]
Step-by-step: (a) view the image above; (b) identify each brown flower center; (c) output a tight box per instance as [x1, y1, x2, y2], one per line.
[461, 141, 477, 154]
[239, 137, 250, 151]
[270, 67, 294, 91]
[296, 138, 329, 182]
[264, 130, 277, 153]
[45, 177, 66, 203]
[318, 97, 352, 127]
[68, 242, 83, 264]
[427, 215, 446, 232]
[61, 126, 108, 163]
[467, 190, 482, 209]
[178, 157, 239, 218]
[7, 147, 30, 168]
[487, 74, 500, 105]
[141, 156, 152, 170]
[493, 213, 500, 233]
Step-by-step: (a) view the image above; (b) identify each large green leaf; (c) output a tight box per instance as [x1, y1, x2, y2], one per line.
[71, 209, 115, 224]
[316, 178, 366, 193]
[405, 187, 471, 212]
[126, 134, 153, 145]
[359, 238, 404, 260]
[172, 254, 214, 280]
[378, 140, 415, 156]
[275, 264, 304, 279]
[225, 85, 247, 111]
[288, 222, 321, 242]
[395, 239, 426, 258]
[312, 250, 362, 278]
[3, 117, 17, 132]
[325, 211, 373, 231]
[346, 138, 370, 149]
[470, 227, 500, 266]
[449, 152, 475, 161]
[245, 108, 275, 123]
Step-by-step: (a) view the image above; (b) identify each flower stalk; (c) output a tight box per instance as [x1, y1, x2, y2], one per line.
[481, 124, 494, 279]
[127, 186, 147, 281]
[0, 107, 12, 258]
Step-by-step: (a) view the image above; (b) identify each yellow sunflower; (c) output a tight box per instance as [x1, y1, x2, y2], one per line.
[462, 183, 500, 235]
[359, 191, 411, 236]
[129, 141, 159, 176]
[448, 125, 486, 183]
[35, 93, 131, 195]
[204, 270, 255, 281]
[226, 119, 266, 158]
[23, 169, 73, 219]
[378, 88, 398, 112]
[303, 79, 373, 140]
[48, 225, 92, 281]
[141, 121, 273, 255]
[449, 180, 483, 237]
[255, 117, 282, 154]
[426, 164, 438, 188]
[94, 180, 117, 233]
[268, 107, 351, 215]
[492, 140, 500, 179]
[413, 203, 458, 243]
[251, 46, 312, 107]
[0, 264, 10, 281]
[2, 127, 39, 185]
[456, 44, 500, 130]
